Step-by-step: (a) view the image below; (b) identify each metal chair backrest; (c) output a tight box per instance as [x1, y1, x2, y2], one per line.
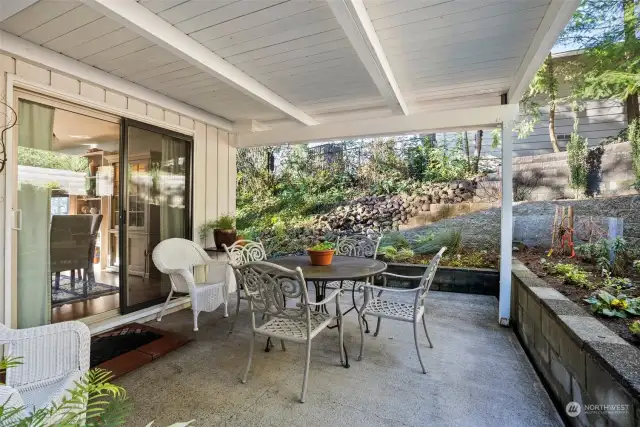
[223, 240, 267, 266]
[335, 234, 381, 259]
[417, 247, 447, 304]
[232, 261, 311, 323]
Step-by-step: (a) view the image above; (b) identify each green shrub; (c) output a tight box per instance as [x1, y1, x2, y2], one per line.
[584, 291, 640, 318]
[575, 237, 637, 276]
[546, 262, 593, 288]
[629, 319, 640, 335]
[377, 246, 414, 262]
[443, 251, 494, 268]
[629, 118, 640, 188]
[412, 229, 461, 255]
[379, 231, 410, 250]
[18, 147, 89, 172]
[567, 132, 588, 196]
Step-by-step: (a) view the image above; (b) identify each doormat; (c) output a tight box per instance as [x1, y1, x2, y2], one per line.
[52, 275, 119, 306]
[91, 323, 191, 379]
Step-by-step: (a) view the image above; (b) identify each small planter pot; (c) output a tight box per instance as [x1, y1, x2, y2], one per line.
[213, 228, 237, 249]
[307, 249, 335, 266]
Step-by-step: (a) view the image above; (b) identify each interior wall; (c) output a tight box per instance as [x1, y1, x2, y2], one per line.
[0, 53, 237, 324]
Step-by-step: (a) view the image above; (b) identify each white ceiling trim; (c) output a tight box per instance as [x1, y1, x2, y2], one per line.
[507, 0, 580, 103]
[238, 104, 515, 148]
[0, 29, 233, 131]
[328, 0, 408, 115]
[84, 0, 319, 126]
[0, 0, 39, 22]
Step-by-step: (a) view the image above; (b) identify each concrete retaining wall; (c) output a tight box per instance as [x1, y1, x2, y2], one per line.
[511, 260, 640, 426]
[385, 264, 499, 296]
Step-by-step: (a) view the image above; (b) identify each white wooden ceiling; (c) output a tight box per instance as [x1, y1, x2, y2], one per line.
[0, 0, 559, 130]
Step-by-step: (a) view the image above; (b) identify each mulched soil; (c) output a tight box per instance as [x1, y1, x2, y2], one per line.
[516, 248, 640, 347]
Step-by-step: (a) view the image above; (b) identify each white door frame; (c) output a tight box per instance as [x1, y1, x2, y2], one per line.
[3, 75, 196, 328]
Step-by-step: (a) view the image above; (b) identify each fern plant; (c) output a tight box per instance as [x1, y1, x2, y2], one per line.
[0, 357, 194, 427]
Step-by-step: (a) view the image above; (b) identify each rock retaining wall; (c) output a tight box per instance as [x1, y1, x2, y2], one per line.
[319, 178, 479, 233]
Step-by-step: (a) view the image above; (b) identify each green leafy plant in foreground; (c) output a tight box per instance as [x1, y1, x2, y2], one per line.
[584, 291, 640, 318]
[629, 320, 640, 336]
[602, 274, 634, 293]
[377, 246, 414, 262]
[309, 241, 335, 251]
[545, 262, 593, 288]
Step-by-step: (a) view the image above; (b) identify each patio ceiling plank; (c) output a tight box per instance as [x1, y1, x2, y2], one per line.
[507, 0, 581, 103]
[84, 0, 319, 125]
[328, 0, 408, 115]
[0, 0, 44, 25]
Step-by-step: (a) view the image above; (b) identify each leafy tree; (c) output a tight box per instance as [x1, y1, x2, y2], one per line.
[567, 111, 589, 197]
[516, 54, 566, 152]
[559, 0, 640, 123]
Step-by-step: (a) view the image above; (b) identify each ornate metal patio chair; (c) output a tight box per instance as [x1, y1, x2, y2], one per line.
[222, 240, 267, 334]
[357, 247, 446, 374]
[152, 238, 230, 331]
[327, 234, 381, 291]
[232, 261, 345, 403]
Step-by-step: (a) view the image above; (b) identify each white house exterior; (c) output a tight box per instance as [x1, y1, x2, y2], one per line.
[0, 0, 580, 331]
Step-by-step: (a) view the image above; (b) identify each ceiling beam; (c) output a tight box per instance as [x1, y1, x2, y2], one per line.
[0, 30, 233, 131]
[238, 104, 517, 148]
[84, 0, 319, 126]
[0, 0, 39, 22]
[507, 0, 580, 103]
[328, 0, 408, 115]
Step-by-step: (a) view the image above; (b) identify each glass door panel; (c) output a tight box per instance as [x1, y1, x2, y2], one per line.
[120, 119, 192, 313]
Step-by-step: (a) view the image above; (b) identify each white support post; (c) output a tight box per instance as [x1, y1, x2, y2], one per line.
[499, 112, 517, 326]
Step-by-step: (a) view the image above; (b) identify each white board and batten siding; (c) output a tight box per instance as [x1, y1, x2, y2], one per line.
[0, 53, 237, 322]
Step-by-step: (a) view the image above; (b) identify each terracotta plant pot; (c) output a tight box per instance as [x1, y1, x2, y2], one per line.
[307, 249, 335, 266]
[213, 229, 237, 249]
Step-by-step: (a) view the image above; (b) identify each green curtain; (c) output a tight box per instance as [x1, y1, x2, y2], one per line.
[17, 100, 55, 328]
[159, 135, 188, 288]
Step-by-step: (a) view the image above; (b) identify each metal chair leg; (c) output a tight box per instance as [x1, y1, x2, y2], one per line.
[373, 317, 382, 337]
[422, 315, 433, 348]
[228, 289, 242, 335]
[414, 321, 426, 374]
[300, 339, 312, 403]
[338, 311, 345, 367]
[357, 310, 366, 361]
[242, 333, 255, 384]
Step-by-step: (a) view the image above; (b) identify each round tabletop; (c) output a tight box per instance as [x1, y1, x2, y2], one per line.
[269, 255, 387, 281]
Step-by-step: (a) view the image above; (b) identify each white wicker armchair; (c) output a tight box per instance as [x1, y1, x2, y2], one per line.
[0, 321, 90, 416]
[152, 238, 231, 331]
[222, 240, 267, 334]
[357, 247, 446, 374]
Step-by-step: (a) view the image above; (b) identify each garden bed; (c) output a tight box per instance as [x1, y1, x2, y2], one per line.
[384, 263, 499, 296]
[516, 247, 640, 347]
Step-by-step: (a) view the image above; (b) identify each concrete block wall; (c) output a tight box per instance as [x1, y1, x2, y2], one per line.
[512, 260, 640, 427]
[512, 142, 635, 201]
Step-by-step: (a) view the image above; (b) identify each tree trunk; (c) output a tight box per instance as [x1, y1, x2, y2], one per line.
[473, 130, 483, 173]
[463, 131, 471, 170]
[623, 0, 639, 124]
[549, 103, 561, 152]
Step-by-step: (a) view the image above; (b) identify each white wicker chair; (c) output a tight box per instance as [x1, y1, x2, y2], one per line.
[222, 240, 267, 334]
[0, 321, 90, 417]
[152, 238, 230, 332]
[232, 261, 345, 403]
[357, 247, 446, 374]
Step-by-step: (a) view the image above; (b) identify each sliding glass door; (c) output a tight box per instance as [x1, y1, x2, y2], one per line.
[119, 119, 193, 314]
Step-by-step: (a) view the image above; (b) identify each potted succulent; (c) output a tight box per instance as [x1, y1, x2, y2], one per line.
[212, 214, 237, 249]
[307, 241, 336, 266]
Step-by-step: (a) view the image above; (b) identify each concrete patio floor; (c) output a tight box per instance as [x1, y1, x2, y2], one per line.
[117, 291, 563, 427]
